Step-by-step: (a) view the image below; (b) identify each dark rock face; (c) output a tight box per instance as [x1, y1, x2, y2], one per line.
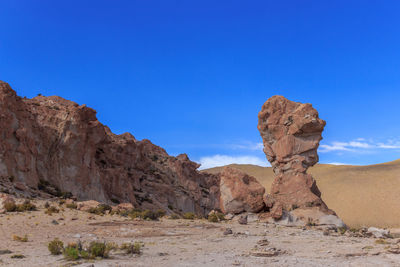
[0, 81, 220, 215]
[258, 96, 334, 218]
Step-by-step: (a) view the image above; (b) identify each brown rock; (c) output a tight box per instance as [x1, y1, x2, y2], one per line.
[219, 167, 265, 214]
[77, 200, 100, 211]
[0, 81, 220, 216]
[258, 96, 335, 218]
[112, 202, 134, 212]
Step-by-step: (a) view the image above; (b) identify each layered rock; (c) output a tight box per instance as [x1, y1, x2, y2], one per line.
[258, 96, 335, 219]
[219, 167, 265, 214]
[0, 81, 220, 215]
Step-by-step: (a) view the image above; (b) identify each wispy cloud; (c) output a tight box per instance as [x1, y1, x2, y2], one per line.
[320, 138, 400, 153]
[227, 142, 264, 151]
[198, 155, 269, 170]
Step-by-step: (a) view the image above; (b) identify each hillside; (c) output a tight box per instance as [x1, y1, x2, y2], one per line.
[204, 159, 400, 228]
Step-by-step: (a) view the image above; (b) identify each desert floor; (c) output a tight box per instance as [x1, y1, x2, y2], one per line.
[0, 200, 400, 266]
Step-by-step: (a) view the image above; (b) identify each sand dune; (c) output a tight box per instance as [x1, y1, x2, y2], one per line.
[204, 159, 400, 228]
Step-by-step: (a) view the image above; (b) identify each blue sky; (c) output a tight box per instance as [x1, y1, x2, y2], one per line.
[1, 1, 399, 169]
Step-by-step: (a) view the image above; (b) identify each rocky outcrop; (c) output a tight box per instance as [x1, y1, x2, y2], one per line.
[257, 96, 335, 219]
[219, 167, 265, 214]
[0, 81, 220, 215]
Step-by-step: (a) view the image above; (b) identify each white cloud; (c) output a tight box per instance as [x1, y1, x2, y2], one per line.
[320, 138, 400, 153]
[227, 142, 264, 151]
[325, 162, 354, 166]
[198, 155, 269, 170]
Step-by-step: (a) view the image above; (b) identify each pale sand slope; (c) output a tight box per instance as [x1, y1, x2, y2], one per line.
[204, 159, 400, 228]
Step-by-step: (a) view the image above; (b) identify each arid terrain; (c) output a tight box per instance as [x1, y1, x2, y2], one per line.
[1, 198, 400, 267]
[205, 159, 400, 228]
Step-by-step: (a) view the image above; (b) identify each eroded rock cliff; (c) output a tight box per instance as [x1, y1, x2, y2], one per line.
[0, 81, 220, 215]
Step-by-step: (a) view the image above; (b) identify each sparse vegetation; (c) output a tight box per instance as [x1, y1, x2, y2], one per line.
[89, 241, 108, 258]
[48, 238, 64, 255]
[13, 234, 28, 242]
[208, 212, 225, 222]
[10, 254, 24, 259]
[169, 213, 180, 219]
[16, 200, 37, 212]
[375, 239, 389, 245]
[306, 217, 316, 227]
[45, 206, 60, 215]
[126, 209, 165, 220]
[48, 239, 126, 261]
[4, 201, 16, 212]
[63, 246, 80, 261]
[5, 200, 37, 213]
[87, 204, 112, 215]
[183, 212, 196, 220]
[338, 227, 347, 235]
[120, 242, 142, 255]
[66, 203, 77, 209]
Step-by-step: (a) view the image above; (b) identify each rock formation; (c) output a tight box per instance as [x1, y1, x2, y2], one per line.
[219, 167, 265, 214]
[0, 81, 220, 215]
[257, 95, 335, 219]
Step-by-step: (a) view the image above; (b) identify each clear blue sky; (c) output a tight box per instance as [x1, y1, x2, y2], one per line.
[1, 0, 399, 169]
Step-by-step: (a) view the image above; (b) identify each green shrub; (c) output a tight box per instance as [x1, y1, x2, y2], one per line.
[4, 202, 16, 212]
[89, 242, 108, 258]
[63, 246, 80, 261]
[208, 213, 219, 222]
[48, 238, 64, 255]
[183, 212, 196, 220]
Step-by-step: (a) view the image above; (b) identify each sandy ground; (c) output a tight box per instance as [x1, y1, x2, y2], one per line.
[0, 200, 400, 266]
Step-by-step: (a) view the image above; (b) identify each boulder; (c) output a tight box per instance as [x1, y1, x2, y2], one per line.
[367, 227, 390, 238]
[219, 167, 265, 214]
[77, 200, 100, 211]
[258, 96, 337, 221]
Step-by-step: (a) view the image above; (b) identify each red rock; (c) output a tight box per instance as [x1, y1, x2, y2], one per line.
[258, 96, 335, 218]
[0, 81, 220, 216]
[219, 167, 265, 214]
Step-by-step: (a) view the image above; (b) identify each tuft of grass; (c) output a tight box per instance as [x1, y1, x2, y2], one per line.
[66, 203, 77, 209]
[13, 235, 28, 242]
[375, 239, 389, 245]
[120, 242, 142, 255]
[87, 204, 112, 215]
[338, 227, 347, 235]
[128, 209, 165, 220]
[183, 212, 196, 220]
[208, 212, 225, 223]
[4, 202, 16, 212]
[45, 206, 59, 215]
[169, 214, 180, 219]
[16, 200, 37, 212]
[48, 238, 64, 255]
[306, 217, 316, 227]
[89, 242, 108, 258]
[10, 254, 24, 259]
[63, 246, 80, 261]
